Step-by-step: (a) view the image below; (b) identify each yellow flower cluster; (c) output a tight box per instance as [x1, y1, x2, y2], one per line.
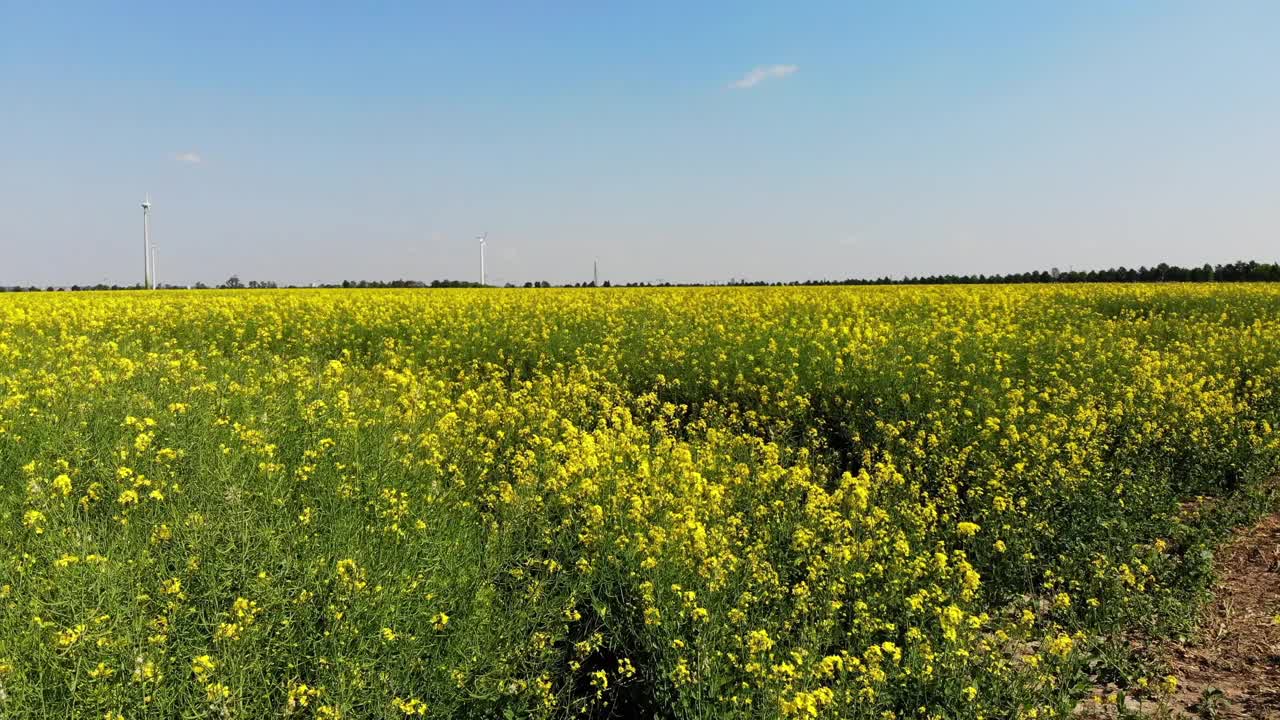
[0, 285, 1276, 718]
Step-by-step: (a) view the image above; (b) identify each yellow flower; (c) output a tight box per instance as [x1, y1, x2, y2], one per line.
[287, 682, 323, 710]
[56, 624, 88, 648]
[746, 629, 774, 654]
[191, 655, 216, 679]
[336, 559, 367, 591]
[1045, 633, 1074, 658]
[22, 509, 46, 533]
[391, 697, 428, 716]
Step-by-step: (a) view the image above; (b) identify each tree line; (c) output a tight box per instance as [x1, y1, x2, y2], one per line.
[809, 260, 1280, 286]
[4, 260, 1279, 292]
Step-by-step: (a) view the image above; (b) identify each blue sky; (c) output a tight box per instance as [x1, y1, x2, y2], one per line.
[2, 1, 1277, 286]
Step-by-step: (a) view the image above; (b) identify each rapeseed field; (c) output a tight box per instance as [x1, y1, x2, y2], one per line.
[1, 285, 1277, 719]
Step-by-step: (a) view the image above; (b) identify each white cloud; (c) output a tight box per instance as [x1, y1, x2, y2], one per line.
[172, 152, 202, 164]
[729, 64, 798, 89]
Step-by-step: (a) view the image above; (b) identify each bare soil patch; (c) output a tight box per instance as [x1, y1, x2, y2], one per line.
[1081, 510, 1280, 718]
[1159, 511, 1280, 718]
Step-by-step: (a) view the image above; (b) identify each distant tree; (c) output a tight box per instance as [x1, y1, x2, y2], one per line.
[10, 259, 1280, 293]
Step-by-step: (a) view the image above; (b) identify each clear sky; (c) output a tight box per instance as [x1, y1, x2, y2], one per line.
[2, 1, 1277, 287]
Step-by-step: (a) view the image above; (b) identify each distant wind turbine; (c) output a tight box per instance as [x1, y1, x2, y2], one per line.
[476, 233, 487, 286]
[141, 194, 153, 289]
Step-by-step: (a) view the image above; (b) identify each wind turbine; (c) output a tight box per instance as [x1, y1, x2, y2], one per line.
[141, 194, 153, 289]
[151, 242, 158, 289]
[476, 233, 487, 286]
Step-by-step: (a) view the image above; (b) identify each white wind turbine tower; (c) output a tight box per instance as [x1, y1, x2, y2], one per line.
[141, 194, 153, 289]
[476, 233, 487, 286]
[151, 242, 158, 289]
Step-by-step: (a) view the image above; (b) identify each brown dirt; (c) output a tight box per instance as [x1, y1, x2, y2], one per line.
[1080, 511, 1280, 718]
[1158, 511, 1280, 718]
